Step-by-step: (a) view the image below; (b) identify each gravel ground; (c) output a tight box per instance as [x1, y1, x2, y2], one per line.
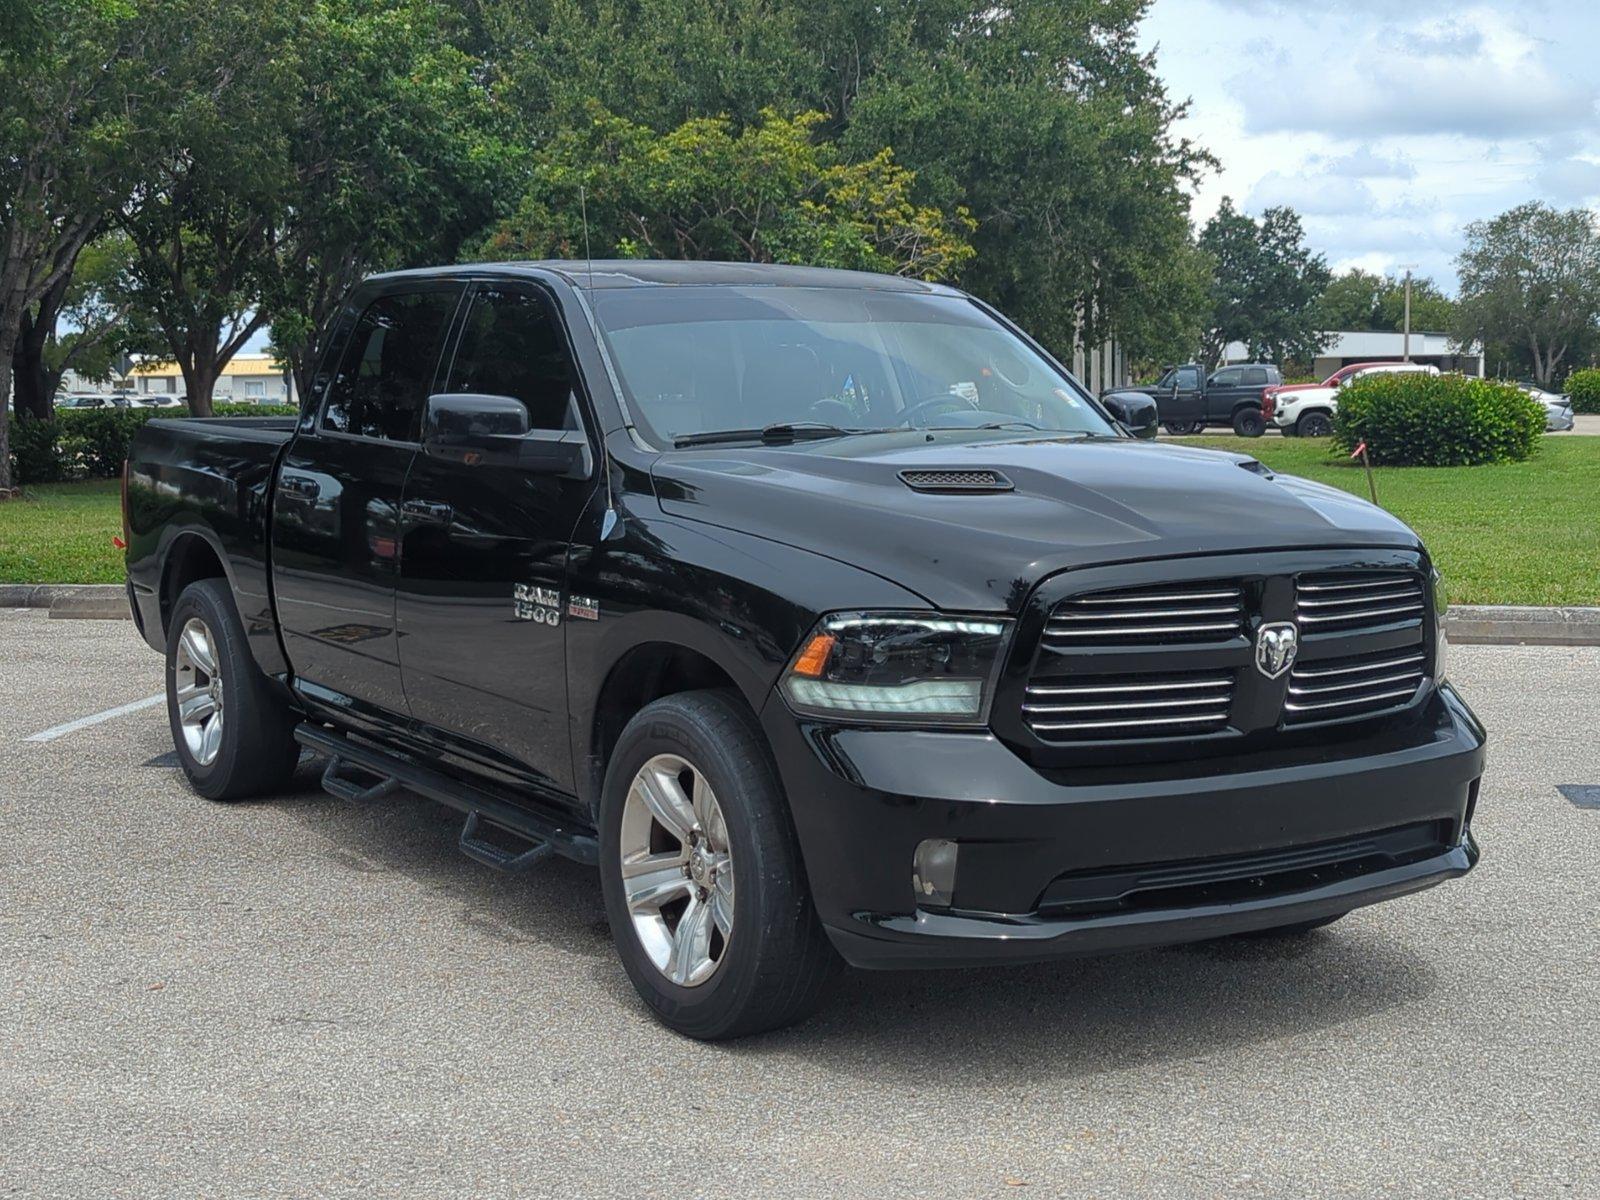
[3, 609, 1597, 1198]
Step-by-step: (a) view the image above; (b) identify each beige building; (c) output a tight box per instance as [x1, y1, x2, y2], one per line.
[129, 354, 297, 405]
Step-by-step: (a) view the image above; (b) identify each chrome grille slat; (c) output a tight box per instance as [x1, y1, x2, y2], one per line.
[1023, 670, 1234, 742]
[1295, 570, 1424, 636]
[1285, 686, 1418, 713]
[1028, 679, 1232, 696]
[1282, 642, 1425, 726]
[1045, 580, 1246, 646]
[1024, 695, 1230, 713]
[1293, 653, 1424, 679]
[1030, 712, 1234, 732]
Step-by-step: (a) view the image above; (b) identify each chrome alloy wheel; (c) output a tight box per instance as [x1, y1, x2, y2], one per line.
[173, 617, 225, 766]
[618, 754, 735, 987]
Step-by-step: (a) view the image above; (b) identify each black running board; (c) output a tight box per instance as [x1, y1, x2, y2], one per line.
[294, 724, 599, 866]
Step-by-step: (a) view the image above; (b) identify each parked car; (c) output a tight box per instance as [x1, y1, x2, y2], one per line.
[1266, 362, 1441, 437]
[55, 393, 117, 409]
[1109, 362, 1282, 436]
[125, 261, 1484, 1040]
[1515, 382, 1575, 432]
[131, 395, 185, 409]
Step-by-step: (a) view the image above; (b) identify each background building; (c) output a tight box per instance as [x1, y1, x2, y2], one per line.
[1221, 331, 1483, 378]
[126, 355, 297, 404]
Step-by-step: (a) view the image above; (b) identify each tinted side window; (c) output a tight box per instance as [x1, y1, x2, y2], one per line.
[448, 286, 576, 431]
[1243, 367, 1268, 385]
[321, 290, 457, 441]
[1211, 368, 1239, 387]
[1175, 366, 1202, 390]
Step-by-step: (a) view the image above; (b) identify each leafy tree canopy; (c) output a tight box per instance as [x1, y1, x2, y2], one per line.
[480, 108, 975, 279]
[1198, 199, 1332, 368]
[1454, 201, 1600, 385]
[1314, 269, 1455, 335]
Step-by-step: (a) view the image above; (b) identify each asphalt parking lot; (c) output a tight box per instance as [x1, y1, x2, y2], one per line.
[3, 610, 1597, 1198]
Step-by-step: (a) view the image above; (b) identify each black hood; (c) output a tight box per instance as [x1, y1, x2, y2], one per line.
[650, 432, 1421, 611]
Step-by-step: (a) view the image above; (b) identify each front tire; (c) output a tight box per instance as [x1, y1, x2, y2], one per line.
[165, 579, 299, 801]
[1232, 406, 1266, 437]
[599, 690, 837, 1039]
[1296, 411, 1334, 438]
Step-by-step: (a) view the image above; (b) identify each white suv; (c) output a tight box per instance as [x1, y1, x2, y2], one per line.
[1266, 361, 1440, 437]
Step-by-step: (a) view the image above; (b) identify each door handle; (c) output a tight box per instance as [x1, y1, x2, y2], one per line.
[278, 476, 320, 499]
[402, 499, 453, 524]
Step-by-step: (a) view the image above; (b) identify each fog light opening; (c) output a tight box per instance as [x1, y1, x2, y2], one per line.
[913, 838, 960, 909]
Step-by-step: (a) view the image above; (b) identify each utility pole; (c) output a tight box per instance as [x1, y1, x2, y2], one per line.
[1398, 264, 1417, 362]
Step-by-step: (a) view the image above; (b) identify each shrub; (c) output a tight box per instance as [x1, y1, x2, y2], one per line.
[8, 418, 66, 485]
[1564, 368, 1600, 414]
[7, 403, 297, 485]
[1332, 373, 1545, 466]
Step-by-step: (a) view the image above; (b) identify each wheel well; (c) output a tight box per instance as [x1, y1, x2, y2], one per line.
[586, 642, 742, 812]
[159, 535, 227, 640]
[1231, 399, 1263, 414]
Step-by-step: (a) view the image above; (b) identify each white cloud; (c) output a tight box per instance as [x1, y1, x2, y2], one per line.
[1316, 145, 1416, 180]
[1246, 172, 1377, 216]
[1232, 13, 1598, 139]
[1138, 0, 1600, 292]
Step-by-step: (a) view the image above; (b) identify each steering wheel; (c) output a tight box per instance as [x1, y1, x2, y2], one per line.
[808, 398, 856, 426]
[896, 391, 978, 429]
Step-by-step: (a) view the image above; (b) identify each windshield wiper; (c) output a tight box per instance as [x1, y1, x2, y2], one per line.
[673, 421, 864, 448]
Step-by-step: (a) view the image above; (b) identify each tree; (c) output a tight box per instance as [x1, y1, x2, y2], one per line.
[1454, 202, 1600, 385]
[1315, 269, 1456, 336]
[480, 108, 976, 279]
[0, 1, 177, 489]
[1198, 199, 1332, 368]
[260, 0, 504, 407]
[13, 234, 138, 416]
[477, 1, 1211, 363]
[114, 3, 305, 416]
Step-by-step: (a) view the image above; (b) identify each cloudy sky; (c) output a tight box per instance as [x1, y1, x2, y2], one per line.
[1139, 0, 1600, 291]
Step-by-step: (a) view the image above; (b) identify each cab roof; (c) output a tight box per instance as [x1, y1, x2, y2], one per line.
[367, 259, 965, 295]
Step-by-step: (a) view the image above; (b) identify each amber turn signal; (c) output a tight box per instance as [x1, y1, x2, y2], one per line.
[791, 633, 836, 678]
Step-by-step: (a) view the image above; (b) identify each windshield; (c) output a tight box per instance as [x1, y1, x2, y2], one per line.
[588, 285, 1117, 446]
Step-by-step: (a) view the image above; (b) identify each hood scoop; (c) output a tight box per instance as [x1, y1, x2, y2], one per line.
[898, 468, 1014, 494]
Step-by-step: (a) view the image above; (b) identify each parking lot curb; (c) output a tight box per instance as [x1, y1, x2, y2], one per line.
[2, 585, 1597, 640]
[1447, 605, 1600, 646]
[0, 584, 130, 620]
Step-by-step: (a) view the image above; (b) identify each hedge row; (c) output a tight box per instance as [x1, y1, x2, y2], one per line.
[1332, 374, 1545, 467]
[8, 405, 298, 485]
[1564, 368, 1600, 414]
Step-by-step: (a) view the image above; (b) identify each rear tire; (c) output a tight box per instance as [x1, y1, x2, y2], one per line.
[1296, 411, 1334, 438]
[165, 579, 299, 801]
[1232, 406, 1266, 437]
[1163, 420, 1203, 436]
[599, 690, 838, 1039]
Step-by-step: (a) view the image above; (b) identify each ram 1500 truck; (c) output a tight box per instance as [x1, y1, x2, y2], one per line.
[1106, 362, 1283, 437]
[125, 261, 1485, 1039]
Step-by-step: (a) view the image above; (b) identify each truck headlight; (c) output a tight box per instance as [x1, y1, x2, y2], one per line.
[780, 612, 1012, 725]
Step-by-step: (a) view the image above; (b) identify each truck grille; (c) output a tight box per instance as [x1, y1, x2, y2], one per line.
[1295, 570, 1425, 634]
[1284, 646, 1426, 725]
[1043, 581, 1244, 646]
[1023, 671, 1234, 741]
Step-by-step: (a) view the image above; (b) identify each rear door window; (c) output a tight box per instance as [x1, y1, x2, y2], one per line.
[321, 289, 459, 441]
[1242, 367, 1268, 385]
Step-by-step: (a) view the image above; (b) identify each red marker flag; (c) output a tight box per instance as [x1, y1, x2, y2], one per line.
[1349, 440, 1368, 460]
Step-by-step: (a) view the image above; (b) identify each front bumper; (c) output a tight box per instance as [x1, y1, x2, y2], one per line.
[762, 685, 1485, 970]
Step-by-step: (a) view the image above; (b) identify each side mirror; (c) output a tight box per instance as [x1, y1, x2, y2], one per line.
[421, 393, 592, 477]
[1101, 391, 1160, 439]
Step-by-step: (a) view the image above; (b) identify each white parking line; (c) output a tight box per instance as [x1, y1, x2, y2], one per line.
[25, 694, 165, 743]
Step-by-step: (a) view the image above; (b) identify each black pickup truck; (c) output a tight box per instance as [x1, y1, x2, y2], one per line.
[125, 261, 1484, 1039]
[1109, 362, 1282, 436]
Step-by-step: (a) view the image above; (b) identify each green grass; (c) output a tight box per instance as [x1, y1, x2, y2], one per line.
[0, 480, 126, 584]
[1173, 435, 1600, 606]
[4, 439, 1599, 604]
